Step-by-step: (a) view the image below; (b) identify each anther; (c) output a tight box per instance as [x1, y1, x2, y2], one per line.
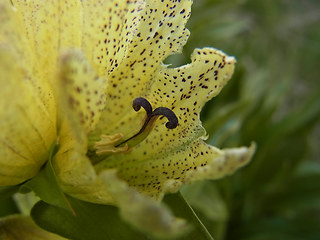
[151, 107, 178, 129]
[132, 97, 153, 116]
[116, 97, 178, 147]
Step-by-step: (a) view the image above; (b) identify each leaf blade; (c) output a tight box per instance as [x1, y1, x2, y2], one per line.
[163, 192, 214, 240]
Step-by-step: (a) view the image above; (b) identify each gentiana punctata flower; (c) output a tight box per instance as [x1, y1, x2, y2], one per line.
[0, 0, 255, 236]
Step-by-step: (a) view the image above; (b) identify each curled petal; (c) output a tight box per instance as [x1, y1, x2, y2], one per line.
[92, 0, 193, 137]
[94, 48, 249, 199]
[164, 143, 256, 195]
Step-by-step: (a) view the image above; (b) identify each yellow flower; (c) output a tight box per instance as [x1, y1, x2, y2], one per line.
[0, 1, 57, 186]
[0, 215, 67, 240]
[0, 0, 255, 236]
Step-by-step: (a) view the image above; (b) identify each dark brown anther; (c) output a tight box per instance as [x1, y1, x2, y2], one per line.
[151, 107, 178, 129]
[132, 97, 153, 116]
[115, 97, 178, 147]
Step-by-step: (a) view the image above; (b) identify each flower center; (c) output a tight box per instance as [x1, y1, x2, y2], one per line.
[93, 97, 178, 156]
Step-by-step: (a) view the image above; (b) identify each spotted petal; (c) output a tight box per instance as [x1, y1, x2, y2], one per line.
[81, 0, 145, 77]
[94, 47, 255, 198]
[53, 120, 188, 237]
[58, 49, 107, 133]
[92, 0, 192, 136]
[53, 49, 188, 237]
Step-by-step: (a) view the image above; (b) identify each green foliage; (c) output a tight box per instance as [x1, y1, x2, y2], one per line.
[164, 193, 214, 240]
[174, 0, 320, 239]
[31, 198, 148, 240]
[31, 192, 214, 240]
[0, 186, 20, 218]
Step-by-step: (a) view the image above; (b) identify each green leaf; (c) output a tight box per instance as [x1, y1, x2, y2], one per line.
[0, 185, 19, 201]
[181, 182, 230, 240]
[31, 193, 215, 240]
[0, 185, 19, 218]
[163, 192, 214, 240]
[0, 197, 19, 217]
[268, 173, 320, 214]
[20, 143, 74, 213]
[31, 196, 149, 240]
[181, 182, 228, 222]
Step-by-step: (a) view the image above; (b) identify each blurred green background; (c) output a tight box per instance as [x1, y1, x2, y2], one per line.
[167, 0, 320, 239]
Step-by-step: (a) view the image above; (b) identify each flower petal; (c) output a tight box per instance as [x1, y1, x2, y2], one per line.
[0, 0, 55, 120]
[53, 49, 112, 202]
[162, 143, 256, 195]
[0, 215, 67, 240]
[11, 0, 82, 85]
[12, 0, 146, 79]
[144, 48, 236, 151]
[53, 136, 116, 204]
[53, 147, 189, 237]
[0, 46, 56, 186]
[2, 0, 57, 120]
[94, 48, 252, 199]
[92, 0, 192, 136]
[58, 49, 107, 133]
[53, 46, 122, 203]
[53, 122, 188, 237]
[12, 0, 82, 56]
[54, 55, 189, 235]
[96, 48, 242, 197]
[81, 0, 145, 77]
[100, 170, 188, 238]
[0, 0, 26, 55]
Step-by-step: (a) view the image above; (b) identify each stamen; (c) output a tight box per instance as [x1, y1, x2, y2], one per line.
[94, 97, 178, 156]
[151, 107, 178, 129]
[94, 133, 129, 155]
[116, 97, 178, 147]
[132, 97, 153, 116]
